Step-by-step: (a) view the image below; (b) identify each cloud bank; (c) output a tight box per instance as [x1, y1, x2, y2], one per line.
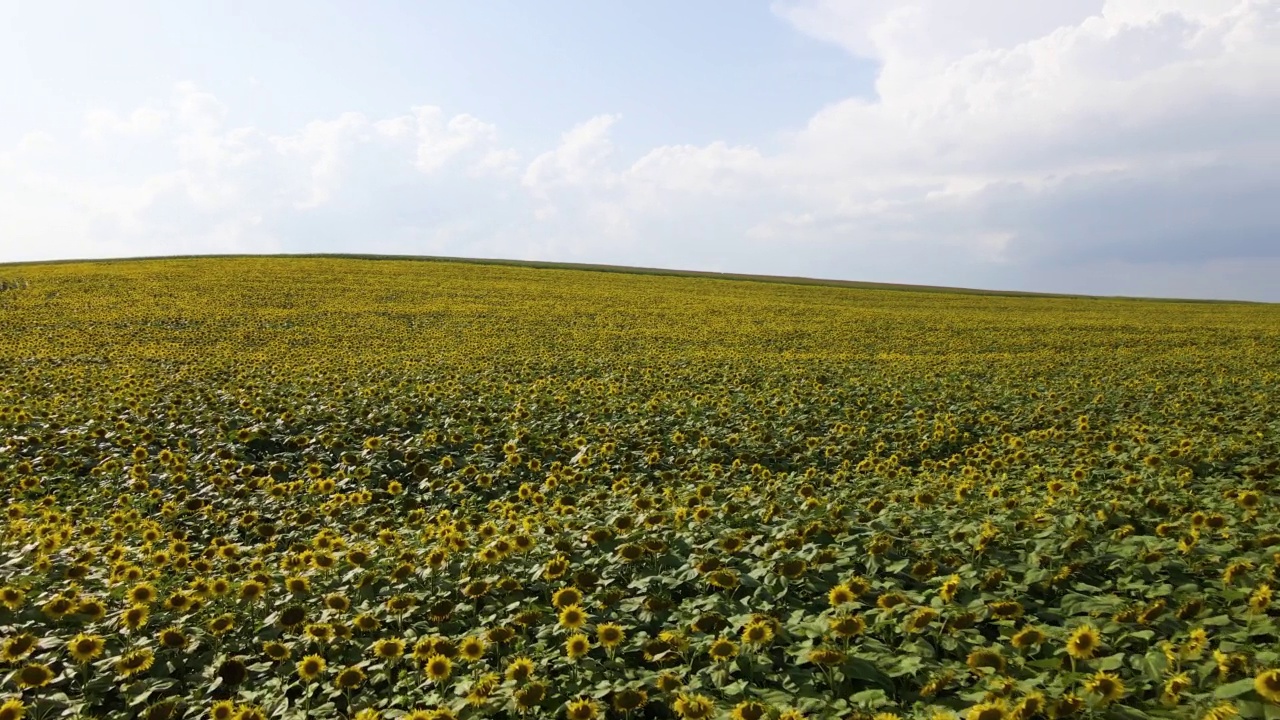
[2, 1, 1278, 300]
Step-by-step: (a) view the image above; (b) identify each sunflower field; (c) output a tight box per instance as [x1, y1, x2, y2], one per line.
[1, 256, 1278, 720]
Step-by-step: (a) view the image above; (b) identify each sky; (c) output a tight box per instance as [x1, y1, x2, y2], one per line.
[1, 1, 1278, 301]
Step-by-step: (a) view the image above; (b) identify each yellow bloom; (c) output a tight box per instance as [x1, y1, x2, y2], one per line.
[459, 636, 486, 662]
[506, 656, 536, 682]
[1084, 672, 1125, 704]
[708, 637, 738, 662]
[565, 698, 600, 720]
[565, 633, 591, 661]
[1256, 669, 1280, 704]
[673, 693, 716, 720]
[424, 653, 452, 682]
[558, 604, 588, 630]
[114, 648, 155, 678]
[967, 700, 1007, 720]
[0, 699, 27, 720]
[296, 654, 326, 682]
[1065, 624, 1101, 660]
[15, 662, 55, 689]
[68, 633, 106, 663]
[731, 701, 769, 720]
[597, 623, 625, 649]
[828, 584, 855, 607]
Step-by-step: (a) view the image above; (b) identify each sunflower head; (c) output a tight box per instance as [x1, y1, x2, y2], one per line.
[296, 654, 326, 682]
[612, 688, 648, 712]
[424, 653, 452, 682]
[1066, 624, 1101, 660]
[708, 638, 738, 662]
[506, 656, 536, 682]
[597, 623, 625, 649]
[1084, 672, 1125, 704]
[16, 662, 55, 688]
[334, 665, 366, 689]
[566, 698, 600, 720]
[114, 648, 156, 678]
[1255, 669, 1280, 704]
[459, 636, 486, 662]
[558, 604, 588, 630]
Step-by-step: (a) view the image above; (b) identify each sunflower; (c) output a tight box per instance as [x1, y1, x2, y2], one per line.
[334, 665, 366, 690]
[731, 701, 769, 720]
[372, 637, 405, 660]
[940, 575, 962, 602]
[354, 614, 380, 633]
[158, 626, 188, 650]
[1162, 673, 1192, 705]
[741, 621, 773, 645]
[65, 633, 105, 663]
[906, 608, 939, 633]
[966, 648, 1006, 674]
[424, 654, 452, 682]
[507, 656, 536, 682]
[1, 633, 37, 662]
[1249, 585, 1273, 615]
[238, 580, 266, 604]
[597, 623, 625, 649]
[207, 614, 235, 636]
[128, 582, 159, 605]
[830, 614, 866, 637]
[809, 647, 845, 665]
[558, 604, 588, 630]
[1065, 624, 1101, 660]
[708, 638, 738, 662]
[1084, 672, 1125, 704]
[1011, 626, 1046, 650]
[305, 623, 333, 643]
[296, 654, 326, 681]
[467, 672, 501, 707]
[673, 693, 716, 720]
[114, 648, 155, 678]
[1013, 692, 1044, 719]
[1256, 669, 1280, 704]
[552, 587, 583, 608]
[428, 636, 458, 659]
[566, 698, 600, 720]
[262, 641, 291, 661]
[76, 597, 107, 622]
[514, 681, 548, 711]
[217, 658, 249, 686]
[0, 699, 26, 720]
[233, 704, 267, 720]
[565, 633, 591, 660]
[827, 584, 855, 607]
[459, 636, 486, 662]
[210, 700, 236, 720]
[1202, 703, 1240, 720]
[967, 701, 1007, 720]
[613, 688, 648, 713]
[487, 626, 515, 644]
[15, 662, 55, 689]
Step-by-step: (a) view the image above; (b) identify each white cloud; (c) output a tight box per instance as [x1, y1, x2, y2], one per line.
[522, 114, 621, 196]
[2, 2, 1279, 300]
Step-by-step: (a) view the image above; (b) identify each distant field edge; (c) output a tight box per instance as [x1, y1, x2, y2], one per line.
[0, 251, 1265, 305]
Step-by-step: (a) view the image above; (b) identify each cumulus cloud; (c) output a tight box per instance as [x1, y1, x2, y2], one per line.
[2, 1, 1278, 301]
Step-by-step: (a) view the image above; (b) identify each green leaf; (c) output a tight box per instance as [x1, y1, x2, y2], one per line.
[1214, 678, 1258, 699]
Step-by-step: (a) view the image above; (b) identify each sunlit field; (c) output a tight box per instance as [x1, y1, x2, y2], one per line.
[1, 256, 1278, 720]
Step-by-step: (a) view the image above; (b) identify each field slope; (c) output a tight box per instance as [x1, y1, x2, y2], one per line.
[1, 256, 1278, 720]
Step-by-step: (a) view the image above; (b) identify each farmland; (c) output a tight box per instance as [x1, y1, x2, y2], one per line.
[1, 256, 1278, 720]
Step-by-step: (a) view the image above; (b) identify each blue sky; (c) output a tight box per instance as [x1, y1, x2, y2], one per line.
[2, 1, 1278, 300]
